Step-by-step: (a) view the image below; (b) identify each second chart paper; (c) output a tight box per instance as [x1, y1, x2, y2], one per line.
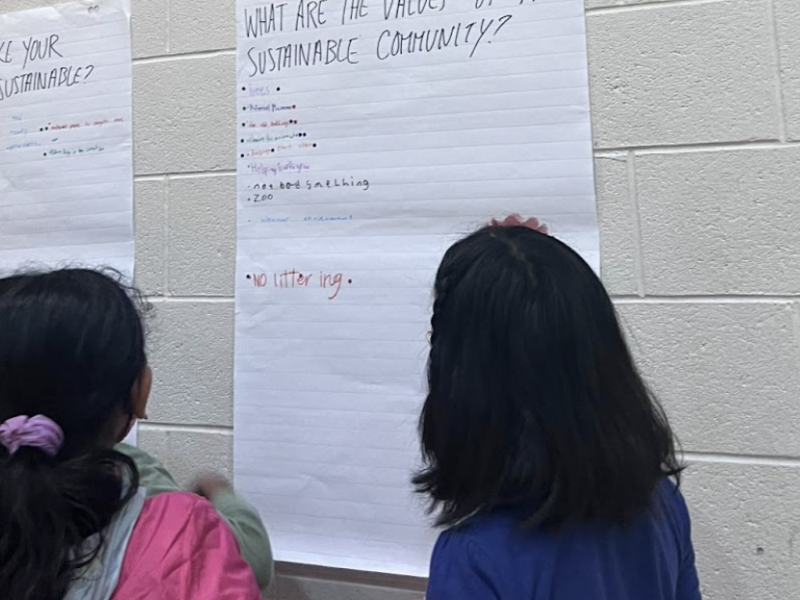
[0, 0, 134, 277]
[0, 0, 135, 442]
[234, 0, 599, 575]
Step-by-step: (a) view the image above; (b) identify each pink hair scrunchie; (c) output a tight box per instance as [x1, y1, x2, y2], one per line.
[0, 415, 65, 457]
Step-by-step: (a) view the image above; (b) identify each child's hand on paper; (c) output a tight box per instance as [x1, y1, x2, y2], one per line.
[192, 473, 233, 500]
[490, 214, 549, 234]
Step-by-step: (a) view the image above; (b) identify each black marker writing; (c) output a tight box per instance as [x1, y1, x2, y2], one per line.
[22, 34, 63, 69]
[376, 15, 511, 60]
[0, 41, 12, 64]
[295, 0, 328, 30]
[0, 64, 94, 102]
[493, 15, 513, 44]
[383, 0, 446, 20]
[240, 0, 528, 71]
[244, 3, 288, 38]
[341, 0, 368, 24]
[247, 37, 359, 74]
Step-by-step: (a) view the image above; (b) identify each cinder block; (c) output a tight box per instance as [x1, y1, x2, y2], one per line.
[134, 179, 166, 296]
[682, 462, 800, 600]
[131, 0, 168, 58]
[138, 425, 233, 487]
[167, 175, 236, 296]
[635, 148, 800, 295]
[587, 0, 777, 147]
[595, 155, 638, 296]
[617, 302, 800, 456]
[775, 0, 800, 140]
[169, 0, 236, 54]
[133, 54, 236, 175]
[147, 300, 234, 426]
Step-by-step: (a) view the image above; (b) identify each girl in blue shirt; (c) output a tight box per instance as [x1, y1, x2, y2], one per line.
[415, 216, 702, 600]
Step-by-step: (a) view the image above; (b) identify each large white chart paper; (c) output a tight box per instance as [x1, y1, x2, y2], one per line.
[0, 0, 134, 276]
[235, 0, 599, 575]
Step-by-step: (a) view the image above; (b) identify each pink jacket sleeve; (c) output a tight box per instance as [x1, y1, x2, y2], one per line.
[113, 492, 262, 600]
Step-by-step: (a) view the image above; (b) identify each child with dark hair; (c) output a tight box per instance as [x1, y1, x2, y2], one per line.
[415, 216, 701, 600]
[0, 268, 260, 600]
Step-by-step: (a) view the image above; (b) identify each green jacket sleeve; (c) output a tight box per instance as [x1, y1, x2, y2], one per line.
[116, 442, 181, 496]
[211, 489, 275, 592]
[114, 443, 274, 592]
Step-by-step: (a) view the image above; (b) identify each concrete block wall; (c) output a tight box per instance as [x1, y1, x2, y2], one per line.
[3, 0, 799, 598]
[589, 2, 800, 599]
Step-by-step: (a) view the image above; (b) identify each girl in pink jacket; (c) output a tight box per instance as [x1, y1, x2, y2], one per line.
[0, 268, 261, 600]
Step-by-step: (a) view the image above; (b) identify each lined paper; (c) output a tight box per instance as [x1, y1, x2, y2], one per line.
[234, 0, 599, 575]
[0, 0, 133, 276]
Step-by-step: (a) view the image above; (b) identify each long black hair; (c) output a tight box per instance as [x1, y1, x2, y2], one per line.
[413, 225, 683, 529]
[0, 268, 147, 600]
